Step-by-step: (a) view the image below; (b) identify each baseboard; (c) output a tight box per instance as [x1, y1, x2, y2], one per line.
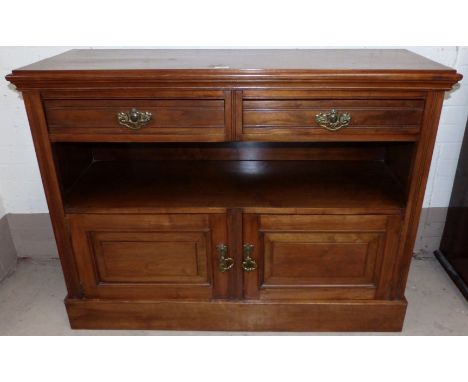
[0, 215, 17, 281]
[414, 207, 448, 254]
[6, 213, 58, 259]
[65, 298, 407, 332]
[434, 250, 468, 300]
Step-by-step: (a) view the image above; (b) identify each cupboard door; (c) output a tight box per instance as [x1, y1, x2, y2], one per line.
[68, 214, 233, 300]
[243, 214, 401, 300]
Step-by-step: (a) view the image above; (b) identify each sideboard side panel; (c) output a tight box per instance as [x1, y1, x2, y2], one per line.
[391, 91, 445, 298]
[22, 90, 82, 297]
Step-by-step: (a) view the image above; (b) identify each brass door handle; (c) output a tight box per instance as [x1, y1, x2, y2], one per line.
[217, 244, 234, 272]
[242, 243, 257, 272]
[315, 109, 351, 131]
[117, 108, 152, 130]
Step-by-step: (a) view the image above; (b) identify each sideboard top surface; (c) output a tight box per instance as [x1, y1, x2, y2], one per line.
[11, 49, 453, 71]
[6, 49, 462, 90]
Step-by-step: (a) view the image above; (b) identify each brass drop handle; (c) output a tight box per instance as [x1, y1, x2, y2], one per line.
[117, 108, 152, 130]
[217, 244, 234, 272]
[315, 109, 351, 131]
[242, 243, 257, 272]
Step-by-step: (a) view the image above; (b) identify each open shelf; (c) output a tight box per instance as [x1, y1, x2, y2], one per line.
[63, 160, 405, 214]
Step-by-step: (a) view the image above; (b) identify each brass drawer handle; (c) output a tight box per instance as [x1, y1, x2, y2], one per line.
[242, 243, 257, 272]
[117, 108, 152, 130]
[217, 244, 234, 272]
[315, 109, 351, 131]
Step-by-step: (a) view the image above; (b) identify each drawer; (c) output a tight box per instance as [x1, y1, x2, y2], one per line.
[44, 95, 229, 142]
[243, 214, 401, 300]
[240, 99, 424, 141]
[68, 213, 231, 300]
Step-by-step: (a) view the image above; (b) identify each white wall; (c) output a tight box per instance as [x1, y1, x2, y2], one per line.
[413, 47, 468, 208]
[0, 47, 74, 213]
[1, 47, 467, 214]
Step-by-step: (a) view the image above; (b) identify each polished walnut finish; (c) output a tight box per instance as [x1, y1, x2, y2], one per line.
[242, 214, 401, 301]
[242, 98, 424, 141]
[69, 214, 228, 300]
[44, 93, 230, 142]
[63, 159, 405, 214]
[6, 49, 462, 331]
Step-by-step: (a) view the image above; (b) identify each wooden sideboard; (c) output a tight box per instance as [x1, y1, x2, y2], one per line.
[6, 49, 462, 331]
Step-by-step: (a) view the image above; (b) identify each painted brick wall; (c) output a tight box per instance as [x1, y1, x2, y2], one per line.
[418, 47, 468, 208]
[0, 47, 74, 213]
[1, 47, 467, 253]
[411, 47, 468, 252]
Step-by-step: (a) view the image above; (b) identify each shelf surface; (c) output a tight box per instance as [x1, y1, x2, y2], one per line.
[64, 160, 405, 214]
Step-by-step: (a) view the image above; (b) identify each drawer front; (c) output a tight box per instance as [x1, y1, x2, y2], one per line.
[45, 94, 229, 142]
[243, 214, 401, 300]
[68, 214, 231, 300]
[241, 99, 424, 141]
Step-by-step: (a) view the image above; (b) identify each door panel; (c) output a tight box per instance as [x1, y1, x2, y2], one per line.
[243, 214, 401, 300]
[68, 213, 231, 300]
[263, 232, 379, 285]
[92, 232, 209, 284]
